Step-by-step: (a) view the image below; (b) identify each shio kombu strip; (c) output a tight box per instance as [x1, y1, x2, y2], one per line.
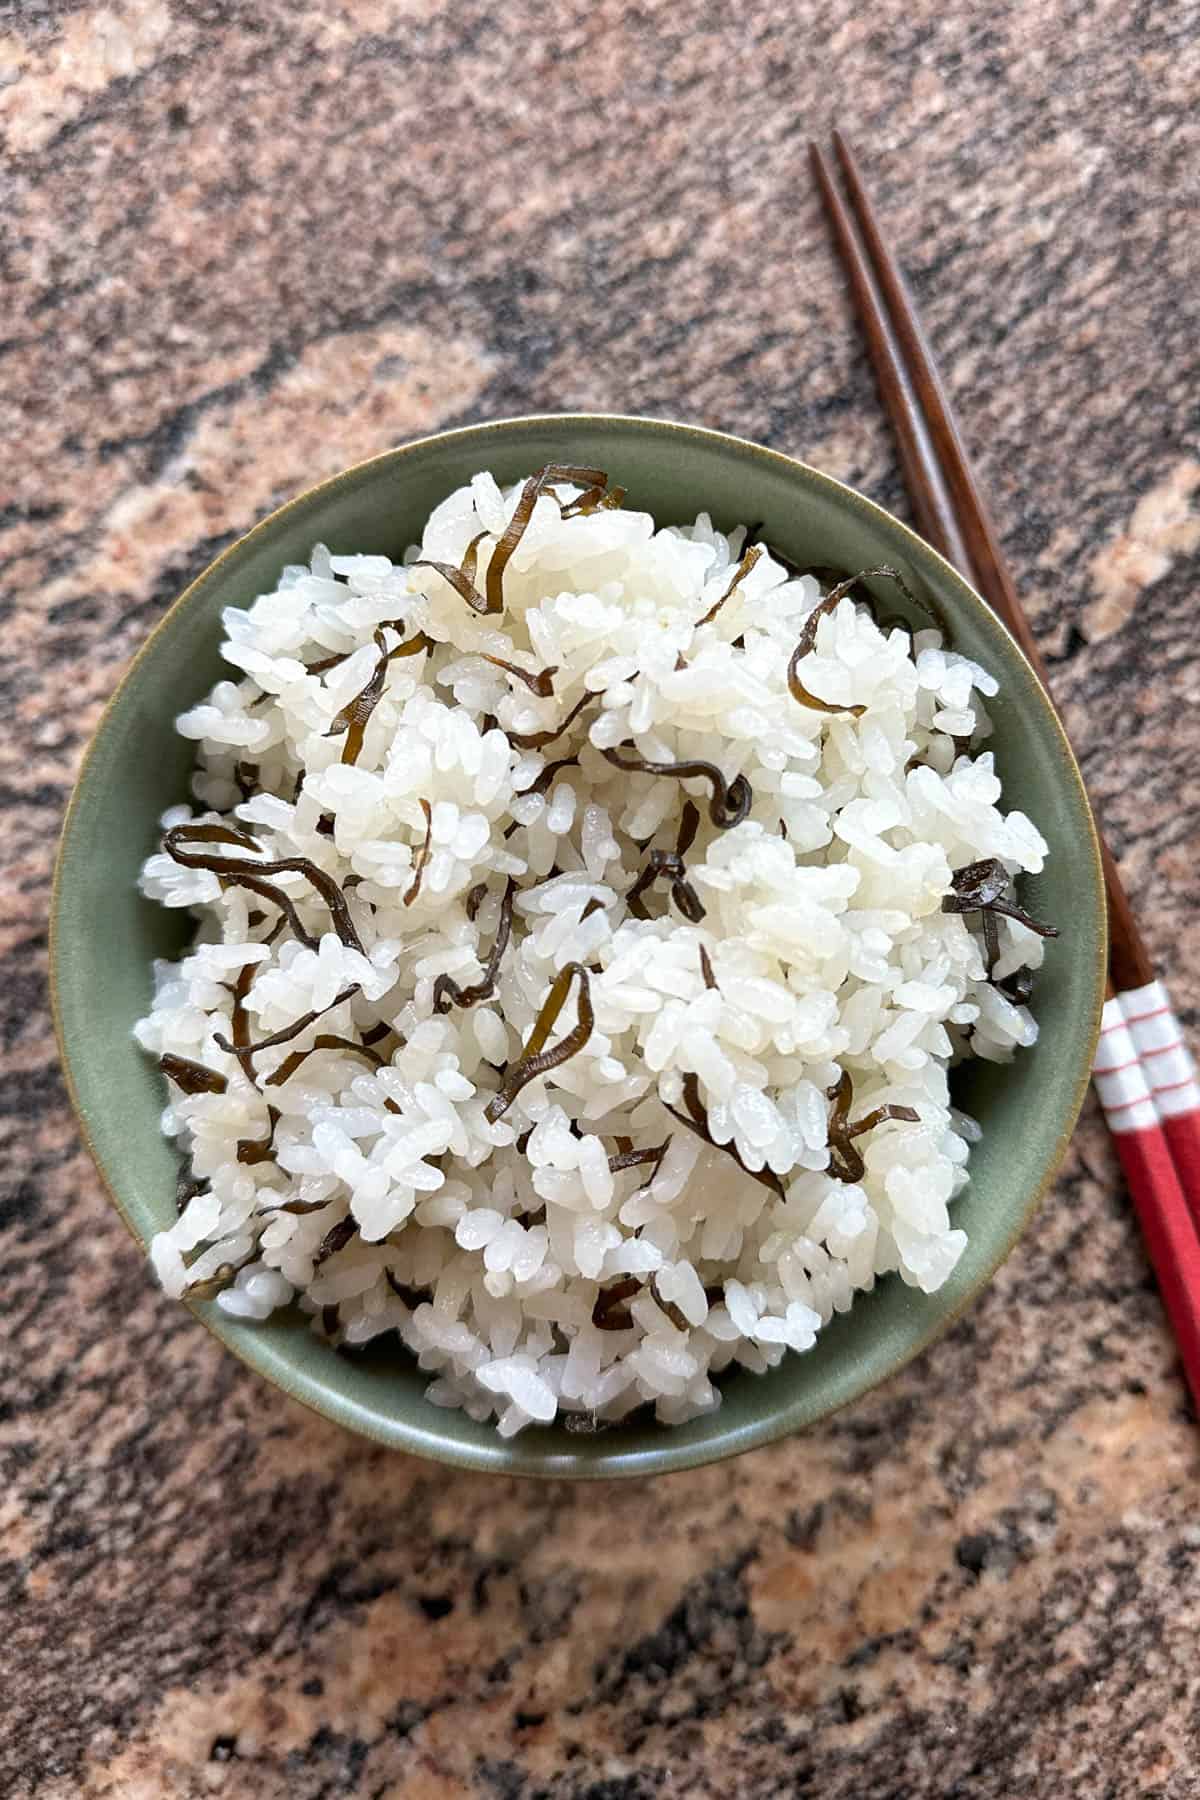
[825, 1070, 920, 1184]
[601, 744, 752, 829]
[164, 824, 365, 954]
[433, 879, 517, 1014]
[485, 961, 594, 1122]
[942, 858, 1058, 977]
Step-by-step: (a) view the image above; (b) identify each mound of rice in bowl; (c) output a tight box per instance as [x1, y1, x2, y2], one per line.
[137, 464, 1057, 1436]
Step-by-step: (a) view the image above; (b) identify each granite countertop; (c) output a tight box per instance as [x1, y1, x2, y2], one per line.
[4, 3, 1199, 1794]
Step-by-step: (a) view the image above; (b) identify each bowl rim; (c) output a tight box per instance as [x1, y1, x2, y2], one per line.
[50, 411, 1107, 1477]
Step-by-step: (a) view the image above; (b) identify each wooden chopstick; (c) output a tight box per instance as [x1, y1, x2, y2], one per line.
[813, 132, 1197, 1077]
[825, 134, 1159, 992]
[806, 144, 972, 577]
[811, 136, 1200, 1408]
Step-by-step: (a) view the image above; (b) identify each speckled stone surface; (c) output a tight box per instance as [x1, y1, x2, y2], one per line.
[4, 3, 1200, 1795]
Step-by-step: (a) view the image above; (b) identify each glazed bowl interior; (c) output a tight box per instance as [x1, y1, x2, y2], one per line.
[52, 414, 1106, 1477]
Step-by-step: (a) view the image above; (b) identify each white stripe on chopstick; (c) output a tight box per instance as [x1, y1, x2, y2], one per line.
[1119, 979, 1200, 1121]
[1093, 996, 1159, 1133]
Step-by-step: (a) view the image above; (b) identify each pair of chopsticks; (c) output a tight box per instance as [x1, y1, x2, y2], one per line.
[811, 135, 1200, 1406]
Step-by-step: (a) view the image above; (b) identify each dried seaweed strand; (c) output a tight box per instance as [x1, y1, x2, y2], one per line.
[411, 520, 496, 615]
[385, 628, 434, 663]
[477, 652, 558, 697]
[558, 482, 606, 516]
[526, 754, 579, 798]
[669, 876, 705, 925]
[213, 983, 360, 1081]
[559, 479, 627, 518]
[980, 908, 1001, 975]
[623, 800, 705, 919]
[260, 913, 287, 949]
[625, 848, 706, 924]
[265, 1034, 385, 1088]
[697, 544, 763, 627]
[998, 966, 1035, 1006]
[219, 869, 320, 950]
[411, 557, 490, 616]
[824, 1071, 859, 1179]
[625, 853, 669, 919]
[829, 1116, 869, 1182]
[825, 1070, 920, 1183]
[228, 960, 254, 1056]
[607, 1138, 670, 1175]
[664, 1073, 785, 1198]
[308, 624, 431, 681]
[699, 944, 718, 991]
[226, 961, 270, 1147]
[601, 743, 752, 830]
[486, 465, 608, 613]
[941, 859, 1059, 977]
[403, 798, 434, 907]
[237, 1106, 281, 1165]
[592, 1269, 689, 1334]
[187, 1250, 259, 1302]
[306, 648, 351, 675]
[159, 1054, 228, 1095]
[592, 1276, 641, 1331]
[433, 878, 517, 1014]
[234, 761, 259, 802]
[484, 961, 594, 1122]
[465, 881, 489, 923]
[258, 1196, 330, 1218]
[325, 628, 433, 768]
[509, 692, 594, 752]
[169, 820, 260, 852]
[786, 570, 871, 718]
[164, 826, 365, 954]
[176, 1168, 209, 1216]
[328, 630, 389, 766]
[847, 1102, 922, 1138]
[314, 1216, 358, 1268]
[788, 565, 951, 719]
[460, 529, 488, 587]
[814, 562, 951, 642]
[942, 858, 1059, 936]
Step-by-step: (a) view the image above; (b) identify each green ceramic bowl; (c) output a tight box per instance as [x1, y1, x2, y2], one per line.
[51, 414, 1106, 1477]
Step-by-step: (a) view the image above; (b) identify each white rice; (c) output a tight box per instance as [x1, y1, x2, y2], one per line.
[137, 468, 1051, 1435]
